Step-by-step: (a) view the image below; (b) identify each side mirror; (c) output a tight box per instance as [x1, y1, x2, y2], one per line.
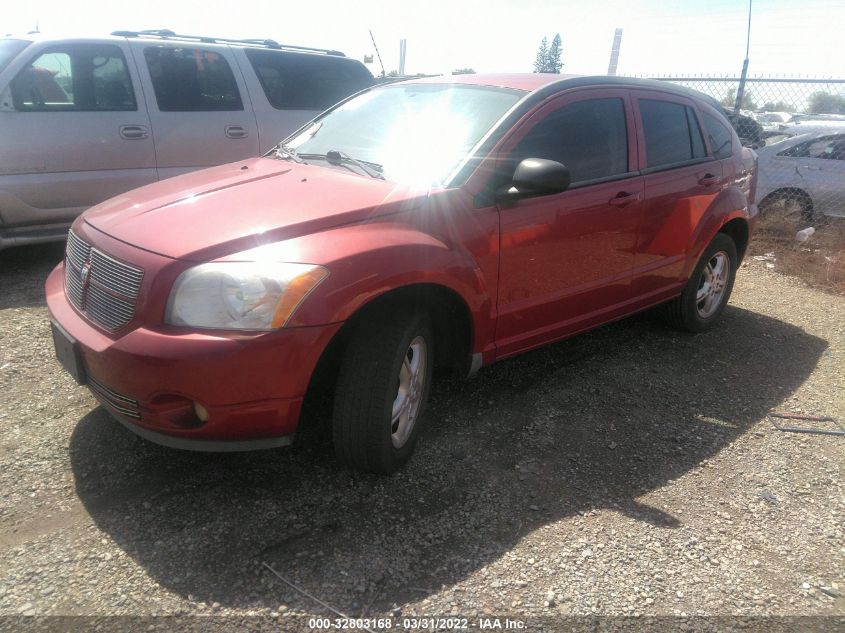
[506, 158, 571, 198]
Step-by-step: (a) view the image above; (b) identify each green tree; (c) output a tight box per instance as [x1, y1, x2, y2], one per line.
[720, 87, 757, 111]
[762, 100, 796, 112]
[807, 91, 845, 114]
[533, 36, 549, 73]
[547, 34, 563, 74]
[452, 68, 476, 75]
[532, 34, 563, 73]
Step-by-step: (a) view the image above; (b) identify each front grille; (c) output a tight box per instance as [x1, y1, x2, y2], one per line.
[88, 375, 141, 419]
[64, 230, 144, 332]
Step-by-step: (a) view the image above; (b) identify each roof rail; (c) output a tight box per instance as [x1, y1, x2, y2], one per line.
[110, 30, 346, 56]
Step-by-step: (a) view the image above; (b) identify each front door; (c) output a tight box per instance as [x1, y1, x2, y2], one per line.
[494, 89, 643, 358]
[0, 41, 156, 228]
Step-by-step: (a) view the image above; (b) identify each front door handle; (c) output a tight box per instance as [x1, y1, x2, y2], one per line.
[608, 191, 640, 207]
[800, 165, 821, 171]
[119, 125, 148, 140]
[698, 173, 720, 186]
[225, 125, 248, 139]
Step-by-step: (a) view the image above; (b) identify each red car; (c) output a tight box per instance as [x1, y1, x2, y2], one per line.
[46, 74, 758, 473]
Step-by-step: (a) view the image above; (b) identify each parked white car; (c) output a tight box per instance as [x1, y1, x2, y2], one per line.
[0, 30, 374, 249]
[756, 131, 845, 221]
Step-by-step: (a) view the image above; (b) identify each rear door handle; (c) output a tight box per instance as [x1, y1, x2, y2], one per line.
[225, 125, 248, 139]
[698, 173, 720, 186]
[608, 191, 640, 207]
[119, 125, 148, 140]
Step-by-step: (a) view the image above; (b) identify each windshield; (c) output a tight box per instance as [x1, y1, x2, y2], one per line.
[284, 83, 524, 186]
[0, 39, 29, 75]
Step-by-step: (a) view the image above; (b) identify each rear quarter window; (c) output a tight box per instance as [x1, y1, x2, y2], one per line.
[246, 49, 374, 111]
[702, 112, 735, 159]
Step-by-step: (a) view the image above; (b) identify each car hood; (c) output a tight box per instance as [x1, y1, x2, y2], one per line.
[83, 158, 425, 261]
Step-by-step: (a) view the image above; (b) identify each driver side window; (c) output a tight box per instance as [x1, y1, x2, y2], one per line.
[511, 98, 629, 185]
[11, 45, 136, 112]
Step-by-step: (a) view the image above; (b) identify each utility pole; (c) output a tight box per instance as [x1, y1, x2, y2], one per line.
[734, 0, 752, 115]
[399, 39, 407, 76]
[607, 28, 623, 76]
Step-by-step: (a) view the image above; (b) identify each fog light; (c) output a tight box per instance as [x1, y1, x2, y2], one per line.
[193, 402, 209, 422]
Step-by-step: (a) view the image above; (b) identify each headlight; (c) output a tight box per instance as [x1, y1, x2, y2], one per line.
[165, 262, 328, 330]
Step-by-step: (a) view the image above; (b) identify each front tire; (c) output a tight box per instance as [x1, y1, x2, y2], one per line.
[663, 233, 738, 333]
[332, 309, 434, 474]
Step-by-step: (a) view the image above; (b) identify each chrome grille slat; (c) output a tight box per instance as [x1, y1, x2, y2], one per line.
[66, 230, 91, 270]
[88, 376, 141, 419]
[63, 230, 144, 332]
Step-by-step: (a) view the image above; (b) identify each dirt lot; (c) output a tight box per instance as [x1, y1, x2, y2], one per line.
[0, 243, 843, 631]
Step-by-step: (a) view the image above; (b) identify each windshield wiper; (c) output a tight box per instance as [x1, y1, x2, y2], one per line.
[298, 150, 384, 179]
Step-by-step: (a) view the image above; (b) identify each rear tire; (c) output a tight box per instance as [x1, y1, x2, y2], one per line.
[332, 309, 434, 474]
[663, 233, 738, 333]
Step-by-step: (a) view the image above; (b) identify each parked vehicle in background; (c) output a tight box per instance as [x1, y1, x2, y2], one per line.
[756, 131, 845, 222]
[0, 30, 374, 250]
[46, 74, 758, 473]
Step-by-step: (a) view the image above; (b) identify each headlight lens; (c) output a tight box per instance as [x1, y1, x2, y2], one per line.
[165, 262, 328, 330]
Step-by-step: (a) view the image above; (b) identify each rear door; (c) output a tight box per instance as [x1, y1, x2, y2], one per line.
[630, 90, 724, 299]
[494, 89, 643, 357]
[0, 40, 156, 228]
[129, 41, 259, 179]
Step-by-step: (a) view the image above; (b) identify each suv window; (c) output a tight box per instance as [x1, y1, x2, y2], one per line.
[779, 135, 845, 160]
[511, 98, 629, 184]
[144, 47, 243, 111]
[245, 50, 374, 111]
[11, 44, 136, 111]
[702, 111, 734, 159]
[640, 99, 707, 168]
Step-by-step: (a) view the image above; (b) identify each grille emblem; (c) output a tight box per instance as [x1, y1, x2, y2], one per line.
[79, 261, 92, 307]
[79, 261, 91, 287]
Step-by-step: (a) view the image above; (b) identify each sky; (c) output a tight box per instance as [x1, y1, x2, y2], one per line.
[3, 0, 845, 78]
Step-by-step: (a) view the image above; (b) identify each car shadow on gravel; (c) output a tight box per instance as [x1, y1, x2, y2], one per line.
[0, 243, 65, 309]
[68, 305, 827, 614]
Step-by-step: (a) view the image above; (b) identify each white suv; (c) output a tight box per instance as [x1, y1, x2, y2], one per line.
[0, 30, 374, 249]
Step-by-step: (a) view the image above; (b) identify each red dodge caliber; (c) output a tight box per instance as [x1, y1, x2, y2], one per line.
[47, 74, 758, 473]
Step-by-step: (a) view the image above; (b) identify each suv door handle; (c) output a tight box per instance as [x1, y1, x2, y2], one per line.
[225, 125, 248, 139]
[698, 173, 720, 186]
[800, 165, 821, 171]
[608, 191, 640, 207]
[119, 125, 148, 140]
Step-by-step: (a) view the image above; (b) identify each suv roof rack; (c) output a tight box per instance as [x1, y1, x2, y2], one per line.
[110, 29, 346, 56]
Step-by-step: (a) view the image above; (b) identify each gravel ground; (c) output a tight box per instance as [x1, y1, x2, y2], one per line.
[0, 243, 843, 631]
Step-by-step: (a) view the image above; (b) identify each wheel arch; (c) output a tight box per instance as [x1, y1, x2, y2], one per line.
[718, 217, 750, 263]
[759, 186, 814, 213]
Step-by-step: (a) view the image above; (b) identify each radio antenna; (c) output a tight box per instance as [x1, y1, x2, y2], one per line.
[369, 29, 386, 78]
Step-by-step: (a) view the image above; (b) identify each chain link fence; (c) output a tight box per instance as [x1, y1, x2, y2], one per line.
[637, 75, 845, 224]
[624, 75, 845, 292]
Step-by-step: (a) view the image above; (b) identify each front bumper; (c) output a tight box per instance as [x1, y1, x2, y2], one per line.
[46, 262, 342, 447]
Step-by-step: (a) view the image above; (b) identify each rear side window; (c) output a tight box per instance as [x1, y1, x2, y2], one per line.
[245, 49, 374, 111]
[639, 99, 707, 168]
[702, 112, 734, 159]
[10, 44, 136, 111]
[144, 47, 243, 111]
[512, 98, 629, 184]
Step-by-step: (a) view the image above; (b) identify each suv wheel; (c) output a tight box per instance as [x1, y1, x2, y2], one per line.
[332, 309, 433, 473]
[663, 233, 738, 333]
